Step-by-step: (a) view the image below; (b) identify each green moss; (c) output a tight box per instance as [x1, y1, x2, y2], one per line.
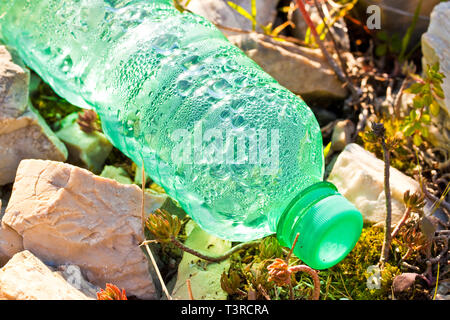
[30, 81, 80, 128]
[223, 226, 409, 300]
[318, 226, 403, 300]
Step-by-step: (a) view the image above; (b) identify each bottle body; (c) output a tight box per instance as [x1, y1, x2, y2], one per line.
[0, 0, 325, 242]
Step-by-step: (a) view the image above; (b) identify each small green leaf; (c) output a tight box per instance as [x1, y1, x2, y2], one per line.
[433, 86, 445, 100]
[413, 96, 423, 109]
[420, 126, 429, 138]
[377, 31, 388, 41]
[423, 94, 433, 106]
[324, 142, 332, 158]
[413, 133, 423, 146]
[227, 2, 257, 26]
[390, 34, 402, 53]
[403, 123, 416, 137]
[421, 113, 431, 124]
[407, 83, 423, 94]
[375, 44, 387, 57]
[430, 101, 440, 116]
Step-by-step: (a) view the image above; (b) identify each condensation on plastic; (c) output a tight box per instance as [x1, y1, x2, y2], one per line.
[0, 0, 324, 242]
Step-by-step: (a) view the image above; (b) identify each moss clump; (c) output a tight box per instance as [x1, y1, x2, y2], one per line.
[318, 226, 402, 300]
[223, 226, 406, 300]
[31, 81, 81, 128]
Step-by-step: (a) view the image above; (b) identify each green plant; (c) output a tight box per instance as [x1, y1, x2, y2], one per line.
[402, 63, 445, 146]
[304, 0, 359, 46]
[375, 0, 423, 63]
[173, 0, 192, 12]
[391, 190, 426, 239]
[226, 0, 294, 37]
[259, 236, 283, 260]
[145, 209, 259, 263]
[31, 81, 80, 127]
[221, 270, 246, 296]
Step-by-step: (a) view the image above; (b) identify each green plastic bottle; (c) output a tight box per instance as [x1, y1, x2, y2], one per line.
[0, 0, 363, 269]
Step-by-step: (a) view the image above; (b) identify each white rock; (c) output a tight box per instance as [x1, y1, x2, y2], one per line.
[56, 264, 100, 299]
[228, 32, 347, 99]
[56, 113, 112, 174]
[0, 45, 67, 185]
[3, 159, 168, 299]
[100, 165, 133, 185]
[187, 0, 279, 36]
[171, 220, 231, 300]
[327, 144, 420, 225]
[0, 103, 68, 185]
[0, 200, 23, 266]
[331, 120, 355, 152]
[0, 45, 29, 118]
[0, 250, 92, 300]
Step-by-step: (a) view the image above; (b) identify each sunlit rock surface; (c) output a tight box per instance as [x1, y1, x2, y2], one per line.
[328, 144, 420, 225]
[3, 159, 167, 299]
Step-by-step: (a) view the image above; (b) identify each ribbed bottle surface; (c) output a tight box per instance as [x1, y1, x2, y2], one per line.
[0, 0, 324, 241]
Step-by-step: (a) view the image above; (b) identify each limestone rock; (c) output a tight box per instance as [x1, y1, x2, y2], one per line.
[228, 33, 348, 99]
[3, 159, 168, 299]
[187, 0, 279, 36]
[0, 200, 23, 266]
[0, 103, 68, 185]
[0, 250, 92, 300]
[0, 45, 67, 185]
[0, 222, 23, 267]
[327, 144, 420, 225]
[0, 45, 29, 118]
[171, 220, 231, 300]
[56, 113, 112, 174]
[331, 120, 355, 152]
[56, 264, 100, 299]
[100, 165, 133, 185]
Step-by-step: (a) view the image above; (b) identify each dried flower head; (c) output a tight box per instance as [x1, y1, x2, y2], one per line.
[403, 190, 426, 213]
[267, 258, 292, 287]
[97, 283, 127, 300]
[77, 109, 101, 133]
[145, 209, 181, 243]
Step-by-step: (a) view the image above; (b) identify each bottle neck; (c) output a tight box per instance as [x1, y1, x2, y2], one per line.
[276, 182, 338, 247]
[276, 181, 363, 270]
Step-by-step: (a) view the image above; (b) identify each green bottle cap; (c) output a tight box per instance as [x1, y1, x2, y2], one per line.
[277, 181, 363, 270]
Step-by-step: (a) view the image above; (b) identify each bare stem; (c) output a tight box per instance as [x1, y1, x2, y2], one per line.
[170, 235, 259, 263]
[142, 242, 173, 300]
[289, 265, 321, 300]
[379, 131, 392, 267]
[186, 279, 195, 300]
[391, 208, 411, 239]
[295, 0, 359, 99]
[286, 232, 300, 263]
[313, 0, 349, 78]
[141, 161, 146, 235]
